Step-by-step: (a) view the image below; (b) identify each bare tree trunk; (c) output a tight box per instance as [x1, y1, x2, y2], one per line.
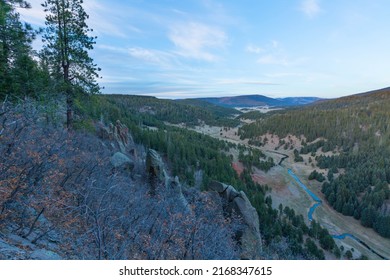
[63, 64, 72, 129]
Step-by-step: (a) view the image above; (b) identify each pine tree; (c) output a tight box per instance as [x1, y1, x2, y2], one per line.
[0, 0, 36, 99]
[42, 0, 100, 128]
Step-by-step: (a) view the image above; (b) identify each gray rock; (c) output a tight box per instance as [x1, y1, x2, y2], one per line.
[6, 234, 36, 250]
[30, 249, 62, 260]
[209, 180, 228, 193]
[232, 191, 262, 259]
[110, 152, 134, 171]
[209, 180, 262, 259]
[209, 181, 241, 202]
[167, 176, 191, 214]
[0, 237, 27, 260]
[146, 149, 165, 180]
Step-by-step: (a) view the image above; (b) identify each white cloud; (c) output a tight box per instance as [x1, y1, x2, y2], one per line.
[301, 0, 321, 18]
[98, 45, 128, 54]
[216, 78, 276, 85]
[97, 45, 176, 68]
[265, 72, 305, 78]
[251, 40, 308, 67]
[257, 55, 309, 67]
[18, 0, 139, 38]
[100, 75, 136, 84]
[83, 0, 139, 38]
[246, 44, 264, 54]
[271, 40, 280, 48]
[128, 47, 177, 69]
[253, 40, 288, 66]
[17, 0, 46, 26]
[169, 22, 227, 61]
[257, 55, 289, 66]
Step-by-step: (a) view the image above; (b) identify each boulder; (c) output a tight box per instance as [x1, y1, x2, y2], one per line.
[209, 180, 262, 259]
[110, 152, 134, 171]
[209, 181, 241, 202]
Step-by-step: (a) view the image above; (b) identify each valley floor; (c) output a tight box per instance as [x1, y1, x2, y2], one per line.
[188, 123, 390, 260]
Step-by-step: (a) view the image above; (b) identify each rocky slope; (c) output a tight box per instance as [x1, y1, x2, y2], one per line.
[0, 101, 262, 259]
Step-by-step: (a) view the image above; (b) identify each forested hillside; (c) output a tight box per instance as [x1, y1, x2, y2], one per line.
[239, 88, 390, 237]
[85, 94, 241, 128]
[74, 93, 345, 259]
[0, 0, 353, 260]
[190, 95, 322, 108]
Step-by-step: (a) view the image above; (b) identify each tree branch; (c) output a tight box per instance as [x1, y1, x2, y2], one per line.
[23, 207, 45, 239]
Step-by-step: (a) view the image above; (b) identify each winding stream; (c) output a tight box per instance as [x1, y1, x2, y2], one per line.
[264, 151, 386, 259]
[287, 169, 322, 222]
[287, 168, 387, 260]
[197, 128, 388, 259]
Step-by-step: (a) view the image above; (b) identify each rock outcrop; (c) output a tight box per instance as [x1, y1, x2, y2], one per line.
[144, 150, 261, 258]
[209, 181, 262, 259]
[146, 149, 190, 213]
[96, 120, 133, 153]
[110, 152, 134, 172]
[0, 104, 258, 260]
[146, 149, 166, 182]
[0, 233, 62, 260]
[166, 176, 191, 214]
[30, 249, 62, 260]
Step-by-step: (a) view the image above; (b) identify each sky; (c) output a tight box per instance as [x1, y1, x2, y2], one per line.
[18, 0, 390, 99]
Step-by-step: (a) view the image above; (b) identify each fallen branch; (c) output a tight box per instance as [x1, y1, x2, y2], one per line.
[23, 207, 45, 239]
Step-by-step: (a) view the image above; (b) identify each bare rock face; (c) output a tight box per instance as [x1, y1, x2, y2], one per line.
[98, 120, 137, 174]
[0, 232, 62, 260]
[146, 149, 166, 181]
[0, 236, 26, 259]
[96, 120, 134, 154]
[146, 149, 167, 197]
[146, 149, 191, 213]
[232, 191, 262, 260]
[30, 249, 62, 260]
[110, 152, 134, 172]
[209, 181, 262, 259]
[166, 176, 191, 214]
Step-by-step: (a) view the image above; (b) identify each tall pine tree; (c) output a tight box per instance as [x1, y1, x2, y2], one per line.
[0, 0, 37, 99]
[42, 0, 100, 128]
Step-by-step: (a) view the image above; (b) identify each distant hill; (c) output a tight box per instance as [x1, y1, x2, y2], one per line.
[175, 99, 241, 116]
[81, 94, 241, 128]
[310, 87, 390, 110]
[186, 95, 323, 108]
[277, 97, 324, 106]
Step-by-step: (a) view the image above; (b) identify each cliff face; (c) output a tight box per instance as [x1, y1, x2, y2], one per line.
[145, 150, 263, 259]
[209, 181, 262, 259]
[0, 103, 262, 260]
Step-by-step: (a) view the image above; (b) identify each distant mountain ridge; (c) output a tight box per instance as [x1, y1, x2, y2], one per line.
[186, 95, 323, 108]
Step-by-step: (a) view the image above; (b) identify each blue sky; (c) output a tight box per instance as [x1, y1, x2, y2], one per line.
[19, 0, 390, 99]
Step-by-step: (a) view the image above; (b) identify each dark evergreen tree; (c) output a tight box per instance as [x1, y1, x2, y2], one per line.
[42, 0, 100, 128]
[0, 0, 38, 99]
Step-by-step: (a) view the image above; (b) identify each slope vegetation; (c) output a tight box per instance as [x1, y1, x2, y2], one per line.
[239, 88, 390, 238]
